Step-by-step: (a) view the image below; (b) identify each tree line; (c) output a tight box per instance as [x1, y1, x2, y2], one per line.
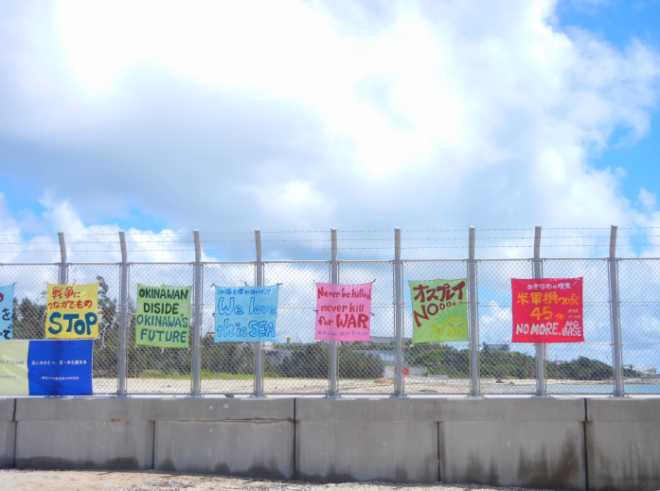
[11, 276, 383, 379]
[11, 276, 629, 381]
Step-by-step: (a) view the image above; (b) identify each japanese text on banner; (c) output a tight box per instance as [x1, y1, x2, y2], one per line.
[0, 340, 29, 395]
[46, 283, 98, 339]
[135, 284, 191, 348]
[409, 279, 469, 344]
[214, 286, 279, 342]
[511, 278, 584, 343]
[315, 283, 372, 342]
[0, 284, 14, 340]
[0, 340, 93, 396]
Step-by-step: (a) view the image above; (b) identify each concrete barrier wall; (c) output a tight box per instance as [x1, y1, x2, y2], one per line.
[437, 399, 586, 490]
[0, 399, 15, 468]
[295, 399, 586, 489]
[13, 397, 294, 478]
[586, 399, 660, 491]
[0, 396, 659, 491]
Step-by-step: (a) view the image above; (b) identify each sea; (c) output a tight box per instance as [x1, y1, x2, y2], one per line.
[485, 383, 660, 394]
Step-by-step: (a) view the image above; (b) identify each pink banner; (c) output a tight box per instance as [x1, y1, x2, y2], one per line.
[315, 283, 372, 342]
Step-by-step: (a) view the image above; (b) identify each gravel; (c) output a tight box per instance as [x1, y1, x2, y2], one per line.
[0, 469, 560, 491]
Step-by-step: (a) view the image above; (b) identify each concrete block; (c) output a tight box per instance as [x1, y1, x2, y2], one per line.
[295, 398, 585, 422]
[440, 421, 586, 490]
[154, 420, 293, 479]
[587, 398, 660, 422]
[146, 398, 294, 421]
[15, 397, 293, 422]
[0, 399, 14, 421]
[0, 421, 15, 468]
[586, 421, 660, 491]
[15, 397, 150, 422]
[15, 420, 153, 470]
[296, 420, 437, 483]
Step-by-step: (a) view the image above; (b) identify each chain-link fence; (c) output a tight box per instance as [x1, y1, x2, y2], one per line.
[403, 260, 471, 395]
[475, 260, 536, 395]
[618, 258, 660, 394]
[2, 253, 659, 397]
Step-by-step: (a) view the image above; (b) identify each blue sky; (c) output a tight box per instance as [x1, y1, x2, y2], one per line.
[1, 0, 660, 373]
[0, 0, 659, 254]
[555, 0, 660, 201]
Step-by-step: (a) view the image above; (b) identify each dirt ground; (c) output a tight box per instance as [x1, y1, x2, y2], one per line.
[92, 377, 616, 396]
[0, 469, 558, 491]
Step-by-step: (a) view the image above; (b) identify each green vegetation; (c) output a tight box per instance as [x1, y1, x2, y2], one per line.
[274, 342, 384, 379]
[406, 342, 638, 380]
[11, 277, 383, 380]
[10, 278, 633, 382]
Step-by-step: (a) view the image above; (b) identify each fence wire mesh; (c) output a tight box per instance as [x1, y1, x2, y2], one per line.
[403, 260, 471, 394]
[126, 263, 194, 394]
[263, 262, 330, 394]
[336, 261, 394, 394]
[618, 259, 660, 392]
[542, 259, 613, 394]
[69, 264, 121, 395]
[1, 253, 659, 397]
[477, 260, 536, 395]
[201, 263, 255, 395]
[2, 264, 59, 344]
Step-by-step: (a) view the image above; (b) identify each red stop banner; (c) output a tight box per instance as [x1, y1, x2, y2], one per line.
[511, 278, 584, 343]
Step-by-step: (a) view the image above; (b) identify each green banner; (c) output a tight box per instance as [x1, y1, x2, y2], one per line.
[135, 284, 191, 348]
[409, 279, 469, 344]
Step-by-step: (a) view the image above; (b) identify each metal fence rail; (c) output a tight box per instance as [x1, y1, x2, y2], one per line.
[2, 226, 660, 397]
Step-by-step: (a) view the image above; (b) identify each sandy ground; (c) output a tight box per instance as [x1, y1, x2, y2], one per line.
[0, 469, 559, 491]
[92, 377, 622, 396]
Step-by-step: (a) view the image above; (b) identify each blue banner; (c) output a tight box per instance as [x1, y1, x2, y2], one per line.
[27, 340, 93, 395]
[214, 285, 279, 343]
[0, 340, 93, 396]
[0, 284, 14, 340]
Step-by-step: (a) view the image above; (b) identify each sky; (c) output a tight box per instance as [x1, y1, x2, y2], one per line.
[0, 0, 659, 255]
[1, 0, 660, 373]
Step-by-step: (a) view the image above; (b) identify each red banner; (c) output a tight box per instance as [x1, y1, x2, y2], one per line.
[511, 278, 584, 343]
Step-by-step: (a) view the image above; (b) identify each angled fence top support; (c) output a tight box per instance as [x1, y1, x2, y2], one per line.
[117, 230, 128, 396]
[533, 225, 547, 397]
[327, 228, 339, 398]
[468, 226, 481, 397]
[609, 225, 624, 397]
[253, 229, 265, 397]
[191, 229, 202, 397]
[393, 227, 405, 397]
[57, 232, 67, 284]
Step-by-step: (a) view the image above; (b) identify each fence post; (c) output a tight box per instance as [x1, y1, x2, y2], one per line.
[117, 231, 128, 396]
[191, 230, 202, 396]
[393, 227, 405, 397]
[253, 229, 265, 397]
[327, 228, 339, 398]
[57, 232, 67, 284]
[468, 226, 481, 397]
[533, 225, 547, 397]
[609, 225, 625, 397]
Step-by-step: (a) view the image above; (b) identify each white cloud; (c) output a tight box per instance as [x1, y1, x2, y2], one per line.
[0, 0, 658, 261]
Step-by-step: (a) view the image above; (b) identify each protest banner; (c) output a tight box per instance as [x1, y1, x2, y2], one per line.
[46, 283, 98, 339]
[0, 340, 93, 396]
[511, 278, 584, 343]
[0, 284, 14, 340]
[136, 284, 191, 347]
[214, 285, 279, 342]
[409, 279, 469, 343]
[315, 283, 372, 342]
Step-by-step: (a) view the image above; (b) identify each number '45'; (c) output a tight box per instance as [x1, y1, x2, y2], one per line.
[530, 306, 552, 321]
